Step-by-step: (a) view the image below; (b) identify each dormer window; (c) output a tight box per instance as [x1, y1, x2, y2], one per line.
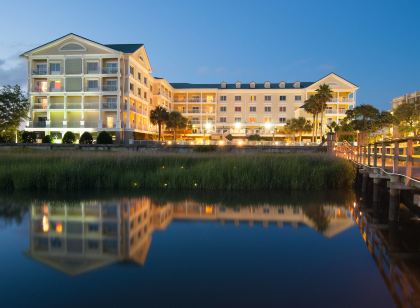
[264, 81, 271, 89]
[221, 81, 227, 89]
[293, 81, 300, 88]
[249, 81, 256, 89]
[235, 81, 241, 89]
[279, 81, 286, 89]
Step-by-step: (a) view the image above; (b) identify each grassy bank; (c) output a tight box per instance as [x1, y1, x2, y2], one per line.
[0, 151, 355, 192]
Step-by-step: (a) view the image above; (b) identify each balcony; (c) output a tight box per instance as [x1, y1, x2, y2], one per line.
[32, 68, 47, 75]
[102, 102, 118, 109]
[50, 103, 64, 109]
[325, 109, 347, 115]
[49, 87, 63, 93]
[86, 87, 100, 92]
[328, 98, 354, 103]
[102, 85, 118, 92]
[33, 122, 47, 128]
[67, 103, 82, 109]
[33, 103, 48, 110]
[84, 122, 99, 128]
[102, 67, 118, 74]
[84, 102, 99, 109]
[67, 122, 81, 128]
[102, 123, 117, 129]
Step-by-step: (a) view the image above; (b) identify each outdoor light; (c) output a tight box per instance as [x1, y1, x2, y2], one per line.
[167, 140, 172, 145]
[234, 122, 242, 129]
[204, 122, 212, 131]
[264, 122, 272, 130]
[218, 140, 225, 146]
[237, 140, 244, 146]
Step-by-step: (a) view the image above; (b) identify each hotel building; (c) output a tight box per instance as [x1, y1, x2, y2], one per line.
[21, 33, 358, 143]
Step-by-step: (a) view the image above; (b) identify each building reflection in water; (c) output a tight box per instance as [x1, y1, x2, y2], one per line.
[27, 196, 354, 276]
[351, 203, 420, 307]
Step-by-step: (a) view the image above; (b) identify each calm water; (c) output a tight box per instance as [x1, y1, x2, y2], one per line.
[0, 191, 419, 308]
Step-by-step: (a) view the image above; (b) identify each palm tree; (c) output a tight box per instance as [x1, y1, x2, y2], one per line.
[150, 106, 169, 141]
[166, 111, 188, 140]
[315, 84, 334, 140]
[302, 95, 322, 142]
[285, 117, 312, 142]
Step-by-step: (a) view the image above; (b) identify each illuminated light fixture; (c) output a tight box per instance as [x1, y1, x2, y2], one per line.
[56, 222, 63, 233]
[234, 122, 242, 129]
[204, 122, 212, 131]
[274, 141, 279, 146]
[353, 202, 357, 208]
[264, 122, 273, 130]
[42, 215, 49, 233]
[237, 140, 244, 146]
[205, 206, 214, 214]
[218, 140, 225, 146]
[167, 140, 172, 145]
[190, 141, 195, 145]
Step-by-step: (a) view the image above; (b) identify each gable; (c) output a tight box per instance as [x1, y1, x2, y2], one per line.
[22, 34, 120, 57]
[307, 73, 358, 91]
[130, 46, 152, 71]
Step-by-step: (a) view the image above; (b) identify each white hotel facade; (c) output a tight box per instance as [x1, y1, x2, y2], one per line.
[21, 33, 358, 143]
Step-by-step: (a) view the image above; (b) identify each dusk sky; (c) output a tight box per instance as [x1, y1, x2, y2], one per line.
[0, 0, 419, 110]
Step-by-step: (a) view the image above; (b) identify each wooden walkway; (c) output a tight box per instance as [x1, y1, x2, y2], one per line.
[335, 137, 420, 190]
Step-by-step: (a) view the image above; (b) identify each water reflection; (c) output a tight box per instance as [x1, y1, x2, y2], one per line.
[352, 203, 420, 307]
[27, 194, 354, 276]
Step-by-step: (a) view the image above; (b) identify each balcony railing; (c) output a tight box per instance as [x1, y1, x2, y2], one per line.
[50, 103, 64, 109]
[328, 98, 354, 103]
[102, 102, 117, 109]
[102, 85, 118, 91]
[84, 122, 99, 128]
[325, 109, 347, 115]
[32, 68, 47, 75]
[33, 103, 48, 110]
[84, 102, 99, 109]
[173, 98, 216, 103]
[86, 87, 100, 92]
[50, 122, 64, 128]
[86, 69, 100, 74]
[102, 123, 117, 128]
[33, 87, 47, 93]
[67, 103, 82, 109]
[102, 67, 118, 74]
[49, 87, 63, 92]
[33, 122, 46, 128]
[67, 122, 81, 128]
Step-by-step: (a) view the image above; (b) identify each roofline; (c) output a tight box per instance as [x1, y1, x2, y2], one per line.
[311, 72, 359, 88]
[20, 33, 123, 57]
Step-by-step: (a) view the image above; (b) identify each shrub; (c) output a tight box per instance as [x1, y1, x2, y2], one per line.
[97, 131, 113, 144]
[62, 131, 76, 144]
[248, 134, 261, 141]
[225, 134, 233, 141]
[20, 131, 37, 143]
[79, 132, 93, 144]
[42, 135, 52, 144]
[193, 145, 217, 152]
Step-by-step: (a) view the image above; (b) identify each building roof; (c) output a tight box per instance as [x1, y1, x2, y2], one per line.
[105, 44, 144, 53]
[170, 81, 314, 90]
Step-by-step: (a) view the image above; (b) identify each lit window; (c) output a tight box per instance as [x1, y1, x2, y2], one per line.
[235, 106, 241, 112]
[249, 106, 256, 112]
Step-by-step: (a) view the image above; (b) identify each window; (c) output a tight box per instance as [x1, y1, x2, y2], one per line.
[192, 106, 200, 113]
[250, 95, 256, 101]
[50, 80, 62, 91]
[86, 62, 98, 74]
[234, 117, 242, 123]
[144, 77, 148, 85]
[279, 95, 286, 101]
[234, 106, 241, 112]
[130, 66, 134, 76]
[137, 88, 141, 96]
[144, 92, 147, 99]
[220, 106, 226, 112]
[249, 106, 256, 112]
[50, 63, 61, 74]
[87, 80, 98, 90]
[249, 117, 256, 122]
[234, 95, 241, 101]
[220, 95, 227, 101]
[264, 106, 271, 112]
[295, 95, 302, 101]
[279, 117, 286, 123]
[130, 83, 134, 92]
[279, 106, 286, 112]
[264, 95, 271, 101]
[219, 117, 226, 123]
[137, 72, 141, 80]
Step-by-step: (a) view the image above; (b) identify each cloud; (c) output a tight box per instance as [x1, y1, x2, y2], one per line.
[0, 57, 27, 89]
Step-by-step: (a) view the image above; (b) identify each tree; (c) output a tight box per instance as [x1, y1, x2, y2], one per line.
[315, 84, 334, 138]
[79, 132, 93, 144]
[150, 106, 169, 141]
[20, 131, 37, 143]
[0, 85, 29, 142]
[393, 100, 420, 136]
[326, 121, 338, 133]
[302, 95, 322, 142]
[42, 135, 52, 144]
[62, 131, 76, 144]
[97, 131, 113, 144]
[285, 117, 312, 142]
[344, 104, 380, 132]
[166, 111, 188, 140]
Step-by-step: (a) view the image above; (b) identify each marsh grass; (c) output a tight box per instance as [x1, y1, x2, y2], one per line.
[0, 151, 355, 192]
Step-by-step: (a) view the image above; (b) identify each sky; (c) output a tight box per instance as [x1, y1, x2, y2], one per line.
[0, 0, 419, 110]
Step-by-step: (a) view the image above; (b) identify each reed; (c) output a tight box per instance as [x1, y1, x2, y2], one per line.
[0, 151, 355, 192]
